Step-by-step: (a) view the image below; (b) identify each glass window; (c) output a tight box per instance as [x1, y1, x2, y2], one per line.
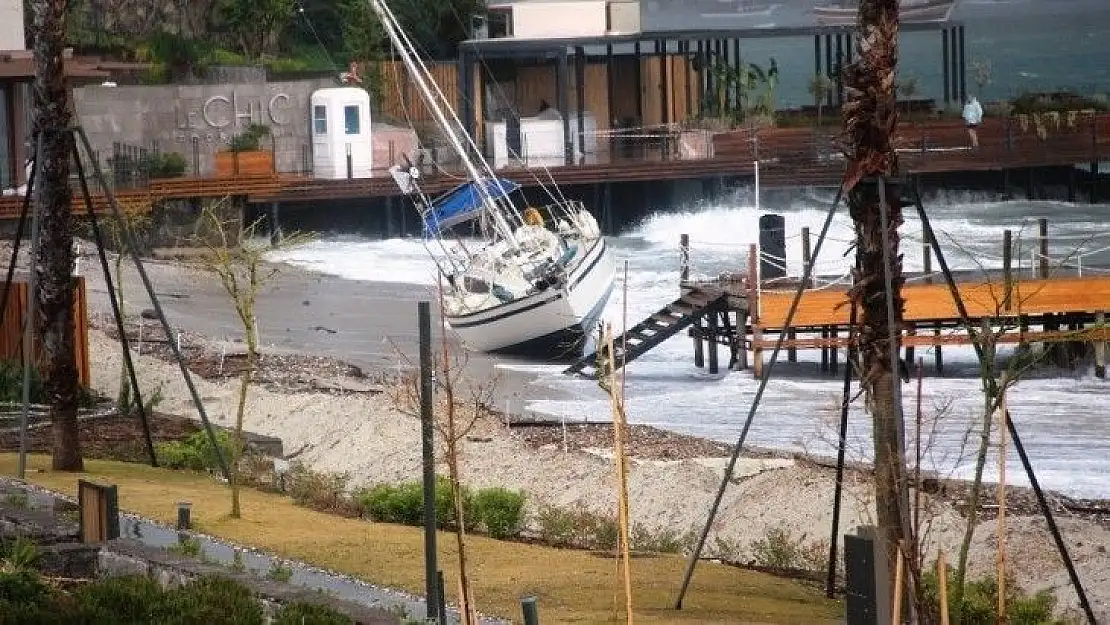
[313, 105, 327, 134]
[344, 105, 361, 135]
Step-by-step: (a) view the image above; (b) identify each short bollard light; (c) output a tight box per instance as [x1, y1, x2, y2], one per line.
[176, 501, 192, 531]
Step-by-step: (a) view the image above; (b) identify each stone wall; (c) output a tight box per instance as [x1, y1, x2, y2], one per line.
[72, 78, 340, 176]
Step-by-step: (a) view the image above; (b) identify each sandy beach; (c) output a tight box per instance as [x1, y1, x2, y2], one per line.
[9, 239, 1108, 620]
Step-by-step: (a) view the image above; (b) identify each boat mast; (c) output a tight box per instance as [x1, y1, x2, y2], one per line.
[368, 0, 519, 248]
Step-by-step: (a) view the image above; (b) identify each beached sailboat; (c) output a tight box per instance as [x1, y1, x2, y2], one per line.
[812, 0, 956, 24]
[369, 0, 616, 357]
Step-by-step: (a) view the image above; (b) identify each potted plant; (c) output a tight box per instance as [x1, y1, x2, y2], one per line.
[215, 123, 274, 177]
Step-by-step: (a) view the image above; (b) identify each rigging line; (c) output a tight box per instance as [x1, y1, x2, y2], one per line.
[373, 2, 520, 225]
[438, 3, 575, 207]
[371, 1, 518, 241]
[293, 0, 340, 74]
[675, 174, 847, 610]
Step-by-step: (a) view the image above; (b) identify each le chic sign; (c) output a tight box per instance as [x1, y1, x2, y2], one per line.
[172, 90, 301, 145]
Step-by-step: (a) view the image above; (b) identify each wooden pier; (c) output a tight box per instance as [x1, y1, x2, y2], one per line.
[566, 223, 1110, 380]
[4, 113, 1108, 223]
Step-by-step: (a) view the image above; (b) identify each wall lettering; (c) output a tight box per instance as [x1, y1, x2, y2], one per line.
[179, 91, 297, 133]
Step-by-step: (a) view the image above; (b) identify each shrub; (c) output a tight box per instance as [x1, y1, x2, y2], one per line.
[227, 124, 271, 153]
[357, 482, 423, 526]
[275, 601, 355, 625]
[140, 151, 187, 179]
[74, 575, 167, 624]
[435, 476, 476, 531]
[156, 430, 235, 473]
[286, 463, 360, 517]
[357, 477, 476, 530]
[162, 574, 264, 625]
[473, 487, 526, 539]
[920, 567, 1067, 625]
[749, 525, 827, 572]
[534, 503, 618, 550]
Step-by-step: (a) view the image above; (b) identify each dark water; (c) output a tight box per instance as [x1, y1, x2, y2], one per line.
[636, 0, 1110, 107]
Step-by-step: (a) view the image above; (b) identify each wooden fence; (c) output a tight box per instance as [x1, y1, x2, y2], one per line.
[0, 276, 91, 388]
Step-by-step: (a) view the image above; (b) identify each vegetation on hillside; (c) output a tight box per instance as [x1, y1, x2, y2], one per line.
[58, 0, 483, 82]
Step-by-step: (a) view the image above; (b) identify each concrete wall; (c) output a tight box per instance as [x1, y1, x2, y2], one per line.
[73, 78, 340, 176]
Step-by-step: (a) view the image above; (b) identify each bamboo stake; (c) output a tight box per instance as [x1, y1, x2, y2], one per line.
[938, 552, 950, 625]
[605, 321, 634, 625]
[891, 540, 905, 625]
[996, 390, 1009, 623]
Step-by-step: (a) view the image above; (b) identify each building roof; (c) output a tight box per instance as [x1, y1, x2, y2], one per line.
[460, 19, 962, 56]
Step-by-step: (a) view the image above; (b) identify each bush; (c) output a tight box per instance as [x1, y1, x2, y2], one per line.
[162, 574, 264, 625]
[357, 481, 424, 526]
[156, 430, 235, 473]
[920, 567, 1067, 625]
[357, 477, 486, 531]
[285, 462, 360, 517]
[275, 601, 355, 625]
[749, 525, 827, 572]
[227, 124, 271, 153]
[534, 503, 618, 550]
[473, 487, 526, 539]
[140, 151, 187, 178]
[74, 575, 167, 624]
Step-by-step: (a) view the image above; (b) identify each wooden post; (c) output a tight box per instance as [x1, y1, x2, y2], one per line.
[934, 323, 944, 375]
[1095, 312, 1106, 380]
[680, 233, 690, 284]
[1038, 217, 1049, 279]
[707, 312, 720, 374]
[736, 312, 749, 370]
[748, 244, 763, 378]
[1002, 229, 1013, 312]
[78, 480, 120, 543]
[790, 227, 811, 364]
[905, 326, 916, 369]
[693, 318, 705, 368]
[937, 552, 950, 625]
[922, 231, 933, 284]
[820, 328, 829, 372]
[830, 328, 839, 375]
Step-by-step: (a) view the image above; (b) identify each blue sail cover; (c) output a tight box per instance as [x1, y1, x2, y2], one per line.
[424, 178, 520, 235]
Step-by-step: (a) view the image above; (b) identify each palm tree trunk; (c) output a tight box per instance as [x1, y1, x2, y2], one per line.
[31, 0, 83, 471]
[842, 0, 908, 596]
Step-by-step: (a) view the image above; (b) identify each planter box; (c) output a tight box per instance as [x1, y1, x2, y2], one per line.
[214, 150, 274, 177]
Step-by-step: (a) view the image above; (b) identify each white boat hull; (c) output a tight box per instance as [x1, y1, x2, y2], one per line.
[813, 0, 954, 24]
[446, 237, 616, 358]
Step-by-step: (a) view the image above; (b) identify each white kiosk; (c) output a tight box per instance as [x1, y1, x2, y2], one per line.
[311, 87, 373, 179]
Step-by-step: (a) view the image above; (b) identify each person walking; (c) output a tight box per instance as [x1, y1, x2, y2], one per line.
[962, 96, 984, 148]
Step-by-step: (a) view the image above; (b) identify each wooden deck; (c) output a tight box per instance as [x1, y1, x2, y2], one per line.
[0, 113, 1106, 215]
[758, 276, 1110, 328]
[0, 174, 289, 219]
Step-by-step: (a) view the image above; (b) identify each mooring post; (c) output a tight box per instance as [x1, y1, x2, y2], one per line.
[1096, 312, 1107, 380]
[748, 243, 764, 379]
[820, 328, 829, 372]
[905, 327, 916, 368]
[268, 202, 283, 247]
[829, 327, 839, 375]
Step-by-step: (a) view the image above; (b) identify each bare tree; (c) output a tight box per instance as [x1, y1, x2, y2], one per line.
[808, 74, 833, 128]
[386, 286, 500, 625]
[196, 200, 309, 518]
[31, 0, 83, 471]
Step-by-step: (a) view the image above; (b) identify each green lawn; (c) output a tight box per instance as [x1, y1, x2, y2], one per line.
[1, 454, 842, 624]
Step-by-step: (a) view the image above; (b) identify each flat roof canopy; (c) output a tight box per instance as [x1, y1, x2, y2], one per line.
[460, 20, 963, 57]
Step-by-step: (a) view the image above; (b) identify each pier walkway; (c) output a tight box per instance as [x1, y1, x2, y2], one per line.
[3, 113, 1109, 218]
[566, 233, 1110, 380]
